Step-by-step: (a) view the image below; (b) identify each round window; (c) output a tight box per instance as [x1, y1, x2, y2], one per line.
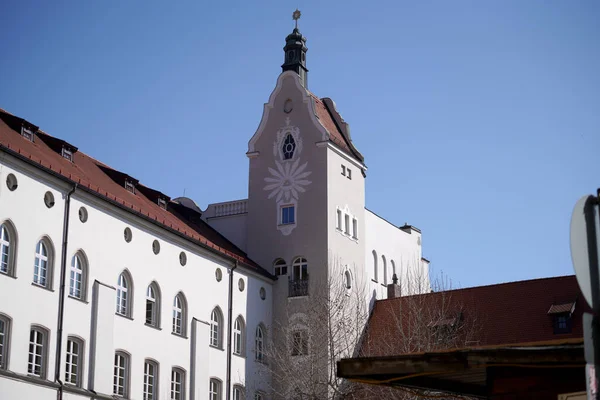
[6, 174, 18, 191]
[124, 227, 132, 243]
[179, 251, 187, 266]
[259, 287, 266, 300]
[78, 207, 88, 223]
[238, 278, 245, 292]
[152, 240, 160, 255]
[215, 268, 223, 282]
[44, 191, 55, 208]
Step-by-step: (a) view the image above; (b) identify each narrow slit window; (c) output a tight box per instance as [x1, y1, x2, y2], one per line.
[336, 209, 342, 230]
[352, 218, 358, 239]
[344, 214, 350, 235]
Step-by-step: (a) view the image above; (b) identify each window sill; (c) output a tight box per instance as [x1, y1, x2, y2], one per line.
[381, 283, 387, 287]
[0, 272, 17, 280]
[371, 279, 378, 283]
[233, 352, 246, 359]
[209, 344, 224, 351]
[67, 295, 88, 304]
[115, 313, 134, 321]
[171, 332, 188, 339]
[288, 295, 309, 301]
[144, 323, 161, 331]
[32, 282, 54, 292]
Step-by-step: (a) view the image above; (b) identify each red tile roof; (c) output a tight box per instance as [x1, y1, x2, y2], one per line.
[0, 108, 270, 277]
[309, 93, 364, 163]
[360, 275, 586, 357]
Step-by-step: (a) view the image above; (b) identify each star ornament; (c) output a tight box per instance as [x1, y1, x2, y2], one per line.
[292, 9, 301, 21]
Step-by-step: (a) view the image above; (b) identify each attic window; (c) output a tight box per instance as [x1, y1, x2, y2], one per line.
[125, 180, 135, 194]
[548, 301, 575, 334]
[157, 198, 167, 210]
[61, 147, 73, 162]
[21, 126, 34, 142]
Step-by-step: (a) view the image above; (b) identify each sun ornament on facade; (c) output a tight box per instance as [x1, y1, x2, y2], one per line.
[264, 118, 312, 236]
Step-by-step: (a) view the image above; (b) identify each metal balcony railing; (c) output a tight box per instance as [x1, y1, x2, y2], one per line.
[288, 279, 309, 298]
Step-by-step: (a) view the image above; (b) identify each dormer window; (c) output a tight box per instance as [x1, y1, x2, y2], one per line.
[61, 147, 73, 162]
[157, 198, 167, 210]
[548, 301, 575, 334]
[125, 180, 135, 194]
[21, 126, 34, 142]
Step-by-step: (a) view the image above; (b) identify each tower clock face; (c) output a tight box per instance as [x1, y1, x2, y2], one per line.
[288, 50, 294, 61]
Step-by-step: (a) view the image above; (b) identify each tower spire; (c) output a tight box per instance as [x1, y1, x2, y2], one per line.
[282, 9, 309, 88]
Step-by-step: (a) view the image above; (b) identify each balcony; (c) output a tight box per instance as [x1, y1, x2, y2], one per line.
[289, 279, 309, 298]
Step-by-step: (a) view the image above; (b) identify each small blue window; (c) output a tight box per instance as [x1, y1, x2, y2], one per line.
[281, 205, 295, 225]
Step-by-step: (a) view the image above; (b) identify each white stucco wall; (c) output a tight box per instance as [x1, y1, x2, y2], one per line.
[0, 153, 272, 400]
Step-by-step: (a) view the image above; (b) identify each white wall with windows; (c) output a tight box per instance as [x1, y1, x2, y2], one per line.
[0, 154, 273, 400]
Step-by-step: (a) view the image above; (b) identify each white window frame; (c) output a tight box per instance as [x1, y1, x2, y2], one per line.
[336, 209, 342, 230]
[273, 258, 287, 276]
[0, 314, 11, 370]
[146, 283, 161, 328]
[233, 385, 245, 400]
[173, 293, 187, 336]
[116, 271, 133, 317]
[65, 336, 83, 386]
[344, 214, 350, 235]
[291, 257, 308, 281]
[352, 218, 358, 239]
[0, 223, 15, 276]
[210, 308, 222, 348]
[113, 351, 130, 397]
[28, 326, 48, 378]
[143, 359, 159, 400]
[33, 239, 52, 289]
[61, 147, 73, 162]
[209, 378, 222, 400]
[233, 317, 245, 356]
[280, 204, 295, 225]
[170, 367, 185, 400]
[255, 325, 265, 362]
[69, 253, 87, 300]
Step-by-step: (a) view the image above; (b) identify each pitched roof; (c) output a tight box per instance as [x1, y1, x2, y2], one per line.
[308, 93, 364, 163]
[360, 275, 586, 357]
[0, 108, 271, 278]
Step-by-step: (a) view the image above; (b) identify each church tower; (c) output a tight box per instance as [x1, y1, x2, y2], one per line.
[244, 11, 369, 399]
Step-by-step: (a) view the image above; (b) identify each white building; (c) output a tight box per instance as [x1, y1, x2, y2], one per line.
[0, 21, 428, 400]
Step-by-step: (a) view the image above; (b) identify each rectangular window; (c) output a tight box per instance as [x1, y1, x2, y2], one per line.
[65, 338, 82, 386]
[21, 126, 34, 142]
[233, 386, 244, 400]
[125, 180, 135, 194]
[347, 168, 352, 179]
[341, 165, 346, 176]
[113, 352, 129, 397]
[0, 317, 9, 369]
[171, 368, 185, 400]
[143, 360, 157, 400]
[352, 218, 358, 239]
[28, 328, 46, 378]
[344, 214, 350, 235]
[61, 148, 73, 162]
[158, 198, 167, 210]
[291, 330, 308, 356]
[281, 205, 295, 225]
[336, 209, 342, 230]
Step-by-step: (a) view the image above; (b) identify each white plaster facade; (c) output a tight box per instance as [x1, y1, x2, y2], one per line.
[0, 26, 428, 400]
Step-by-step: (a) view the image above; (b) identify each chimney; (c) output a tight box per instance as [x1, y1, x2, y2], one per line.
[387, 273, 401, 299]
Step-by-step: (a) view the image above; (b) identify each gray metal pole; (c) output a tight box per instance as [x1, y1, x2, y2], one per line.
[584, 194, 600, 398]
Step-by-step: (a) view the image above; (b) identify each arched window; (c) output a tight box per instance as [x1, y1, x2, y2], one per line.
[344, 270, 352, 290]
[210, 307, 223, 348]
[69, 252, 88, 301]
[172, 293, 187, 336]
[146, 282, 161, 328]
[291, 257, 308, 281]
[255, 324, 265, 362]
[233, 384, 246, 400]
[33, 239, 54, 289]
[0, 313, 12, 370]
[209, 378, 222, 400]
[372, 250, 378, 282]
[0, 222, 17, 276]
[282, 134, 296, 160]
[382, 255, 388, 285]
[116, 271, 133, 317]
[143, 359, 159, 400]
[113, 350, 130, 397]
[273, 258, 287, 276]
[170, 367, 186, 400]
[391, 259, 396, 277]
[65, 336, 84, 386]
[233, 316, 245, 356]
[28, 325, 49, 378]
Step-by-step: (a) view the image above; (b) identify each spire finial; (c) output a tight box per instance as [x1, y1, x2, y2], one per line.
[292, 9, 301, 30]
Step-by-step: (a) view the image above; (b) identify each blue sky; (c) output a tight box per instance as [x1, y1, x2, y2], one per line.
[1, 1, 598, 289]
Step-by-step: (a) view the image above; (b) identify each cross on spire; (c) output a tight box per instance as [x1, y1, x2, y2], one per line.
[292, 9, 301, 29]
